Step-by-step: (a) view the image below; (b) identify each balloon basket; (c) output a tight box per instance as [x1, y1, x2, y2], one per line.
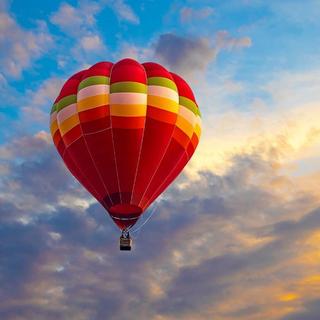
[120, 233, 132, 251]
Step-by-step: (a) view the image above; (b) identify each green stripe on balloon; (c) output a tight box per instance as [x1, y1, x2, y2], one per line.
[179, 96, 201, 116]
[110, 81, 147, 94]
[56, 94, 77, 112]
[78, 76, 110, 90]
[51, 103, 58, 114]
[147, 77, 177, 92]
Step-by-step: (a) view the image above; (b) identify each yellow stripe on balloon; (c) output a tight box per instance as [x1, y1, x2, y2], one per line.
[147, 95, 179, 114]
[50, 119, 59, 136]
[77, 94, 109, 112]
[59, 114, 80, 135]
[194, 123, 201, 138]
[176, 115, 194, 138]
[110, 104, 147, 117]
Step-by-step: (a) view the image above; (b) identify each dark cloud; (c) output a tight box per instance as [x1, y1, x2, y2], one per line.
[154, 33, 217, 79]
[0, 132, 320, 319]
[0, 133, 89, 221]
[151, 195, 320, 317]
[0, 221, 48, 301]
[281, 299, 320, 320]
[226, 305, 262, 318]
[153, 235, 298, 316]
[262, 207, 320, 240]
[153, 32, 251, 79]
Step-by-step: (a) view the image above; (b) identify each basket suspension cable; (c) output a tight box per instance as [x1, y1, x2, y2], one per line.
[131, 200, 159, 236]
[118, 199, 161, 249]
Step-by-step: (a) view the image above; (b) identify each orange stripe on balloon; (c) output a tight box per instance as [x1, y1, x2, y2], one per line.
[110, 104, 146, 117]
[59, 114, 80, 135]
[172, 127, 190, 149]
[77, 94, 109, 112]
[147, 95, 179, 113]
[50, 120, 59, 136]
[176, 115, 194, 138]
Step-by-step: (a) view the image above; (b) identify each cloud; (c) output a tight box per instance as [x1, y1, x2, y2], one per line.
[1, 125, 320, 319]
[153, 31, 251, 79]
[0, 0, 9, 11]
[1, 38, 320, 320]
[264, 70, 320, 109]
[22, 77, 64, 124]
[1, 1, 320, 319]
[180, 6, 214, 23]
[282, 299, 320, 320]
[118, 42, 154, 61]
[0, 220, 49, 303]
[50, 2, 108, 66]
[0, 132, 90, 221]
[0, 72, 22, 109]
[1, 71, 320, 320]
[117, 30, 251, 82]
[183, 67, 320, 185]
[151, 208, 320, 319]
[215, 30, 252, 50]
[0, 131, 50, 160]
[0, 10, 52, 78]
[0, 56, 319, 320]
[154, 33, 216, 79]
[50, 2, 101, 36]
[109, 0, 140, 25]
[79, 35, 105, 51]
[51, 0, 140, 40]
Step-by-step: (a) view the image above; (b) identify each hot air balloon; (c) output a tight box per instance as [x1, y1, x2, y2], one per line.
[50, 59, 201, 250]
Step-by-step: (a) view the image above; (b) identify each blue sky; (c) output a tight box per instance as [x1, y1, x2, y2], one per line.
[1, 0, 320, 138]
[1, 1, 320, 319]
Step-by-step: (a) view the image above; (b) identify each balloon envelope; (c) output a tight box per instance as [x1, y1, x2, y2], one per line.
[50, 59, 201, 230]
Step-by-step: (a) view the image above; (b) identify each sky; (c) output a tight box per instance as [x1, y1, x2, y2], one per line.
[1, 0, 320, 319]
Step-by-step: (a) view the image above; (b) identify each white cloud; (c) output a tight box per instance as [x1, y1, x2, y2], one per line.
[188, 68, 320, 184]
[22, 77, 64, 124]
[264, 70, 320, 109]
[50, 2, 101, 36]
[79, 35, 105, 51]
[50, 1, 107, 61]
[118, 43, 153, 61]
[0, 11, 52, 78]
[215, 30, 252, 50]
[110, 0, 140, 24]
[180, 6, 214, 23]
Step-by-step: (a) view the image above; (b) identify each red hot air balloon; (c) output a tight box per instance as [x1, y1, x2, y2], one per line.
[50, 59, 201, 250]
